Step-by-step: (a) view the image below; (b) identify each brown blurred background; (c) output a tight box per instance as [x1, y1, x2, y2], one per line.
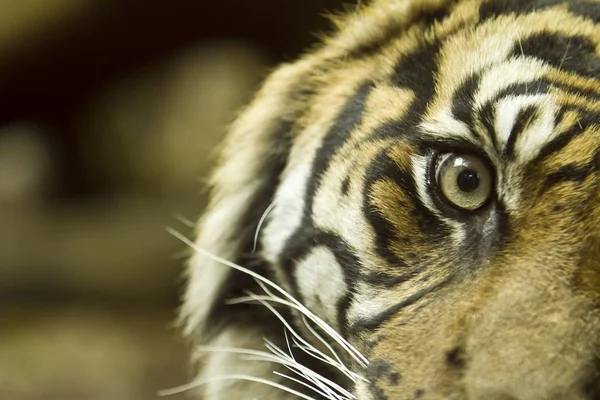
[0, 1, 343, 399]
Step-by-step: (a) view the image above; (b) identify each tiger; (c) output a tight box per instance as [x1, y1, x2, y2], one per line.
[174, 0, 600, 399]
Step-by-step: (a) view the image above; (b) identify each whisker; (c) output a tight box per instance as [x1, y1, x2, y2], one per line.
[292, 339, 334, 366]
[558, 38, 572, 71]
[251, 278, 368, 369]
[193, 345, 354, 400]
[300, 315, 353, 378]
[289, 335, 366, 384]
[284, 328, 295, 361]
[249, 294, 344, 372]
[246, 292, 364, 384]
[228, 291, 368, 372]
[168, 227, 368, 367]
[159, 373, 317, 399]
[261, 348, 343, 400]
[172, 213, 196, 229]
[193, 344, 326, 388]
[252, 201, 277, 253]
[260, 342, 357, 400]
[243, 354, 348, 400]
[258, 337, 336, 396]
[263, 342, 356, 400]
[298, 318, 366, 383]
[248, 277, 367, 370]
[273, 371, 347, 400]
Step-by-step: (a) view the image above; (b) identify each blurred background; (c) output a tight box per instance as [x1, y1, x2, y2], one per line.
[0, 1, 344, 399]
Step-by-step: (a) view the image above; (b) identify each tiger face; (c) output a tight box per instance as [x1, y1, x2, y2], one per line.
[178, 1, 600, 399]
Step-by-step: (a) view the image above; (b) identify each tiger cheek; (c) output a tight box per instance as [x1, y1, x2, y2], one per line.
[359, 286, 476, 399]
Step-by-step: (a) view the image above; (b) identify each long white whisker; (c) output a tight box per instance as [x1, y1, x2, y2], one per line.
[284, 329, 295, 361]
[237, 288, 364, 370]
[260, 336, 343, 399]
[243, 354, 347, 400]
[249, 294, 342, 371]
[167, 227, 368, 368]
[158, 374, 317, 399]
[227, 292, 367, 377]
[255, 276, 354, 369]
[229, 293, 333, 363]
[193, 345, 354, 400]
[172, 213, 196, 229]
[252, 293, 364, 385]
[252, 279, 367, 369]
[261, 340, 357, 400]
[274, 371, 339, 400]
[299, 315, 352, 378]
[252, 201, 277, 253]
[292, 338, 333, 366]
[266, 352, 344, 400]
[290, 335, 364, 384]
[194, 344, 328, 389]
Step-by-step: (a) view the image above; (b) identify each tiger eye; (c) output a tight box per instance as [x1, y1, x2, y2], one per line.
[435, 154, 493, 211]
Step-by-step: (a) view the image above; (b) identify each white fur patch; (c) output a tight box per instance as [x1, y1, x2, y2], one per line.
[420, 108, 475, 143]
[515, 100, 557, 164]
[474, 57, 549, 111]
[295, 246, 348, 331]
[184, 183, 260, 334]
[347, 283, 394, 328]
[261, 160, 312, 265]
[494, 94, 557, 163]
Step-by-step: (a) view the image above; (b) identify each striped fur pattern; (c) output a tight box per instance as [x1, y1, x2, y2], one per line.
[180, 1, 600, 398]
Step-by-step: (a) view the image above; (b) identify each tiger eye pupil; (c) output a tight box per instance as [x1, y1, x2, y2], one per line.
[456, 169, 480, 193]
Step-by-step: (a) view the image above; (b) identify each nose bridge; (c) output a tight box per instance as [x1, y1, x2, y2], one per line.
[463, 262, 600, 400]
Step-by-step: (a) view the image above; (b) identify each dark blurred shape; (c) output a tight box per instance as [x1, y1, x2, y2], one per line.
[0, 123, 54, 207]
[0, 0, 340, 126]
[0, 0, 343, 398]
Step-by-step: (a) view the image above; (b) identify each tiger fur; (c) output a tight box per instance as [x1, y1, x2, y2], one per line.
[179, 0, 600, 398]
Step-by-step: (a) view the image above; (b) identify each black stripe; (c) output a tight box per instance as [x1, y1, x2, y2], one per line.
[505, 104, 540, 158]
[489, 79, 550, 100]
[535, 115, 581, 163]
[346, 2, 455, 60]
[479, 101, 500, 151]
[534, 109, 600, 164]
[568, 1, 600, 23]
[552, 81, 600, 104]
[391, 39, 441, 114]
[341, 174, 351, 195]
[316, 232, 362, 337]
[362, 149, 448, 269]
[202, 84, 314, 338]
[478, 80, 550, 151]
[480, 0, 600, 23]
[451, 73, 484, 141]
[371, 38, 442, 142]
[539, 155, 600, 195]
[280, 83, 372, 301]
[202, 116, 297, 339]
[349, 277, 452, 333]
[361, 265, 427, 288]
[302, 83, 373, 218]
[513, 33, 600, 80]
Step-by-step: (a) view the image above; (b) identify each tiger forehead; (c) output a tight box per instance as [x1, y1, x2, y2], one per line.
[302, 0, 600, 171]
